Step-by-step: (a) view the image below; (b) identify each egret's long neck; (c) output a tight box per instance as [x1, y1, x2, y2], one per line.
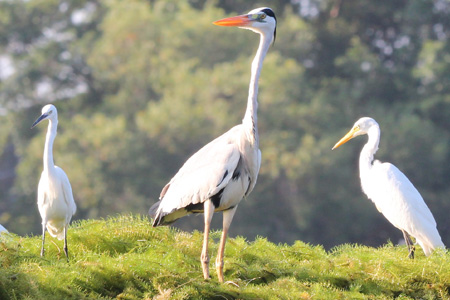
[359, 125, 380, 176]
[242, 31, 272, 145]
[43, 120, 57, 171]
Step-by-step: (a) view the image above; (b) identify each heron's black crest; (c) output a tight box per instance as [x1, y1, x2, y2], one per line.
[261, 8, 277, 43]
[261, 8, 276, 21]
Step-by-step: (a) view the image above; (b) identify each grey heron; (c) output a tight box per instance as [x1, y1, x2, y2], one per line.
[149, 7, 277, 282]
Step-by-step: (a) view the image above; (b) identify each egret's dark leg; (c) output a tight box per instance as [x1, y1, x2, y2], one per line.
[63, 226, 69, 261]
[40, 222, 46, 257]
[216, 206, 237, 283]
[201, 200, 214, 280]
[402, 230, 415, 259]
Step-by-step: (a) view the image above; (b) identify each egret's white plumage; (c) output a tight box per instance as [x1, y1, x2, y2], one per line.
[333, 117, 445, 257]
[32, 104, 76, 260]
[149, 7, 276, 282]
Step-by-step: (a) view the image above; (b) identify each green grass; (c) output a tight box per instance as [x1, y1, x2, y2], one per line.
[0, 214, 449, 299]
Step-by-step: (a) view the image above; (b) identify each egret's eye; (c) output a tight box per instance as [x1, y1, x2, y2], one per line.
[260, 14, 266, 20]
[47, 111, 53, 115]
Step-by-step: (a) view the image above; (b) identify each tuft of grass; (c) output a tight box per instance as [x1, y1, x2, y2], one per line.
[0, 214, 449, 299]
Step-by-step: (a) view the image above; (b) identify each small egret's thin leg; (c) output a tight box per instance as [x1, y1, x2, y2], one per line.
[40, 222, 46, 257]
[63, 226, 69, 261]
[402, 230, 415, 259]
[216, 206, 237, 283]
[201, 200, 214, 280]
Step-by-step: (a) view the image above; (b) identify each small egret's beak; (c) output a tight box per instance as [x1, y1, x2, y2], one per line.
[31, 113, 48, 129]
[332, 127, 359, 150]
[213, 14, 252, 27]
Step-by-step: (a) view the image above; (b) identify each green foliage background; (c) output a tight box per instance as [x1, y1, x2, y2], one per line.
[0, 0, 450, 249]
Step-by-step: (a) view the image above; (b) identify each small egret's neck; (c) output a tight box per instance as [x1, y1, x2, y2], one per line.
[242, 30, 272, 146]
[359, 125, 380, 175]
[43, 119, 57, 171]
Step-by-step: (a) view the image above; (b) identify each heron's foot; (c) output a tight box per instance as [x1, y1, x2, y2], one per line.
[202, 268, 211, 280]
[40, 248, 45, 257]
[407, 246, 415, 259]
[216, 257, 224, 283]
[201, 253, 210, 280]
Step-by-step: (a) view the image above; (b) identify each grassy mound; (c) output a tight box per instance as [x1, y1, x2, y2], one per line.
[0, 214, 448, 299]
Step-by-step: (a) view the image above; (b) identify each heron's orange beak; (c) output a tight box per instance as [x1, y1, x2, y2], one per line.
[332, 127, 359, 150]
[213, 14, 251, 27]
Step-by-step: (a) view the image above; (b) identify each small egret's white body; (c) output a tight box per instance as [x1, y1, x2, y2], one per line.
[333, 117, 445, 257]
[37, 164, 75, 240]
[32, 104, 76, 259]
[0, 224, 8, 234]
[149, 7, 277, 282]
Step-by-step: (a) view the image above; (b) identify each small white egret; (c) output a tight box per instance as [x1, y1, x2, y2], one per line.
[332, 117, 445, 257]
[32, 104, 77, 260]
[149, 7, 277, 282]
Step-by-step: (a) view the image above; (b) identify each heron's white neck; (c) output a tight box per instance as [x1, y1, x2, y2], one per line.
[43, 119, 57, 171]
[242, 31, 272, 145]
[359, 125, 380, 176]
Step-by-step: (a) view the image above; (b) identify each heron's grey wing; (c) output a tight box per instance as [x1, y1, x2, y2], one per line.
[148, 182, 169, 219]
[154, 139, 241, 222]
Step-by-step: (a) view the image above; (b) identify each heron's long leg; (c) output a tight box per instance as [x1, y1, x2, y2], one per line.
[63, 226, 69, 261]
[201, 200, 215, 280]
[216, 206, 237, 283]
[402, 230, 415, 259]
[40, 222, 46, 257]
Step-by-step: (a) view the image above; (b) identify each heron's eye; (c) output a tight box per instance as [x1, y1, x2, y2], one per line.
[48, 111, 53, 115]
[260, 14, 266, 20]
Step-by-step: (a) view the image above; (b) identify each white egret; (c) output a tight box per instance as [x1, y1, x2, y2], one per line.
[32, 104, 77, 260]
[149, 7, 277, 282]
[332, 117, 445, 257]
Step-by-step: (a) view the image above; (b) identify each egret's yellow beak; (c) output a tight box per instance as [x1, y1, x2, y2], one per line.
[332, 127, 360, 150]
[213, 14, 252, 27]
